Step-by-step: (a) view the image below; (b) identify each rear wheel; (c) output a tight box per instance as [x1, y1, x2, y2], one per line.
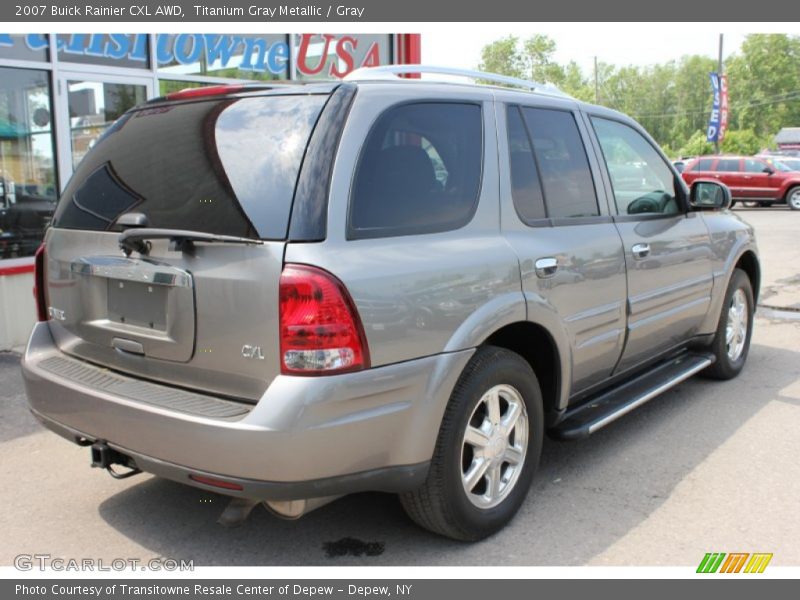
[786, 186, 800, 210]
[703, 269, 754, 380]
[400, 346, 543, 541]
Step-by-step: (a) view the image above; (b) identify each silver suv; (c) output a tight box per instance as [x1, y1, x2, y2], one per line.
[22, 66, 759, 541]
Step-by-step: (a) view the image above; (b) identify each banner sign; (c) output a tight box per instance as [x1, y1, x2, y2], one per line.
[707, 72, 729, 143]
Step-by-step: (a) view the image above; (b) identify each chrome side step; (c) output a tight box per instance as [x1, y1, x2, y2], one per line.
[551, 352, 714, 440]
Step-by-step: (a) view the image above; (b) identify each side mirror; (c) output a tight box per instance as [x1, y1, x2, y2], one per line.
[690, 180, 731, 210]
[762, 166, 775, 175]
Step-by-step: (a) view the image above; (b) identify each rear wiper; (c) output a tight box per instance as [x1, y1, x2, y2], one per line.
[118, 228, 263, 256]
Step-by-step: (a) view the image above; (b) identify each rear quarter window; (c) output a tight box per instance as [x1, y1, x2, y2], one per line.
[348, 102, 483, 239]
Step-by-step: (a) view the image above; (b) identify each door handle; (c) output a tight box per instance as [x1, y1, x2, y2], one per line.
[534, 257, 558, 278]
[631, 243, 650, 259]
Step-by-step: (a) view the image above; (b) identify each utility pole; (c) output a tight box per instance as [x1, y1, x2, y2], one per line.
[715, 34, 723, 154]
[594, 55, 599, 104]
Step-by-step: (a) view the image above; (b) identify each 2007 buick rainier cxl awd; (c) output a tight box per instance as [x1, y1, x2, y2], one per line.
[22, 66, 759, 541]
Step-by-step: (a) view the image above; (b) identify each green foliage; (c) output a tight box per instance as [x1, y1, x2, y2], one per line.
[720, 129, 767, 155]
[477, 33, 800, 157]
[679, 130, 715, 157]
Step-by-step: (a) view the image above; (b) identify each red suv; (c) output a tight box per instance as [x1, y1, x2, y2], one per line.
[682, 155, 800, 210]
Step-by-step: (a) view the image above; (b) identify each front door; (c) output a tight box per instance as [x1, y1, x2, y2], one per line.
[587, 115, 714, 374]
[55, 72, 153, 187]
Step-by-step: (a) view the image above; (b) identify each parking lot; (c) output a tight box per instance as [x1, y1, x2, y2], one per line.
[1, 207, 799, 567]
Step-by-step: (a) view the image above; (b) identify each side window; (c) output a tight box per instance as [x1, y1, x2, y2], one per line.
[349, 102, 482, 239]
[591, 117, 679, 216]
[744, 159, 766, 173]
[694, 158, 714, 171]
[715, 159, 741, 172]
[521, 107, 599, 218]
[506, 106, 546, 222]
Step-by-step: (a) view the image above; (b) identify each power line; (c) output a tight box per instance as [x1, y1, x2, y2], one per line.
[625, 90, 800, 119]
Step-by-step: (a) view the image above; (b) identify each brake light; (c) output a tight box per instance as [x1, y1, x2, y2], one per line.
[33, 243, 48, 322]
[279, 264, 370, 375]
[166, 84, 245, 101]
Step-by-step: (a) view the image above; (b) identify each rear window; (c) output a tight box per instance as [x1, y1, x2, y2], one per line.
[693, 158, 714, 171]
[53, 94, 328, 239]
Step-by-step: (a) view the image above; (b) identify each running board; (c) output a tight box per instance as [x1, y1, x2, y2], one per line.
[551, 352, 715, 440]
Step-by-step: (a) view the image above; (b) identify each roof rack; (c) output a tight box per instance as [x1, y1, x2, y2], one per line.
[343, 65, 573, 99]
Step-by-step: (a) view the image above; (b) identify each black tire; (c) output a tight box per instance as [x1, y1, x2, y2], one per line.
[400, 346, 544, 541]
[703, 269, 754, 380]
[786, 186, 800, 211]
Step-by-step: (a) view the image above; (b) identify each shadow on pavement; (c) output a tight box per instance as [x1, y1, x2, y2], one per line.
[93, 340, 800, 565]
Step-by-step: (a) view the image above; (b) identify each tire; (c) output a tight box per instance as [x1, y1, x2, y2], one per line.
[786, 186, 800, 211]
[400, 346, 544, 541]
[703, 269, 754, 380]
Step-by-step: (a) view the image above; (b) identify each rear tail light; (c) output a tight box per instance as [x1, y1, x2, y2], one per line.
[279, 264, 370, 375]
[33, 243, 48, 322]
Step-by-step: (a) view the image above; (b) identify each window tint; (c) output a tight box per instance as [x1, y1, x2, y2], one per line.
[54, 94, 327, 239]
[349, 102, 482, 239]
[592, 117, 679, 216]
[744, 159, 766, 173]
[715, 159, 741, 172]
[521, 107, 598, 218]
[506, 106, 546, 222]
[694, 158, 714, 171]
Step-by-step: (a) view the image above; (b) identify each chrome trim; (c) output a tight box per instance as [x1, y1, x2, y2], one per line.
[70, 256, 193, 288]
[586, 357, 713, 434]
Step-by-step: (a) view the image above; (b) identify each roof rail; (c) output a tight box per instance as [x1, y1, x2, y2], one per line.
[343, 65, 573, 99]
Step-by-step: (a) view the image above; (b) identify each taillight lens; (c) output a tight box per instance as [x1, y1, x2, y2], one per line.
[33, 243, 48, 322]
[279, 264, 370, 375]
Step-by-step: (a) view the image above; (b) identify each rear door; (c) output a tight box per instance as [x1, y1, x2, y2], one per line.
[499, 101, 627, 393]
[714, 158, 745, 197]
[45, 91, 331, 401]
[586, 114, 713, 374]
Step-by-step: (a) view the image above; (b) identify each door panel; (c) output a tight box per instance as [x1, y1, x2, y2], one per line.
[613, 215, 713, 371]
[498, 101, 627, 393]
[586, 114, 714, 373]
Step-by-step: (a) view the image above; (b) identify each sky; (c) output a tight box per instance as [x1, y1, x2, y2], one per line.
[419, 23, 762, 76]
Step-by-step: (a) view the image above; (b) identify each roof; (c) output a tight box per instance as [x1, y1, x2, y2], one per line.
[775, 128, 800, 144]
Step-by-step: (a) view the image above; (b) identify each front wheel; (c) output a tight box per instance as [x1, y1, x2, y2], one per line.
[400, 346, 544, 541]
[786, 186, 800, 210]
[703, 269, 754, 380]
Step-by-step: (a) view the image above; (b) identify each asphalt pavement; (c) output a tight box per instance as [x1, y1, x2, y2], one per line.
[1, 207, 798, 567]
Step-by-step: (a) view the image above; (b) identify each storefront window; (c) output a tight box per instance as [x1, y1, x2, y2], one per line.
[56, 34, 149, 69]
[156, 34, 289, 80]
[67, 80, 147, 169]
[0, 34, 49, 62]
[294, 34, 392, 79]
[0, 67, 57, 259]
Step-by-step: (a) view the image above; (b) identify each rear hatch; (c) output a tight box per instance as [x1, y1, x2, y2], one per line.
[45, 88, 332, 401]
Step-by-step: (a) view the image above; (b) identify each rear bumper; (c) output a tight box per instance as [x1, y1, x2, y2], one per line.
[22, 322, 472, 500]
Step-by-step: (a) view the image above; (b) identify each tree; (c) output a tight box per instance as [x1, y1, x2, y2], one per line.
[721, 129, 765, 155]
[679, 130, 714, 157]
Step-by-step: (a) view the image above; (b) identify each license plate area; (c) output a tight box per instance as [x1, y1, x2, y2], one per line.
[107, 280, 168, 331]
[62, 256, 196, 363]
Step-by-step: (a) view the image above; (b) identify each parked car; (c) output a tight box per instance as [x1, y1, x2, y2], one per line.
[22, 67, 760, 541]
[681, 155, 800, 209]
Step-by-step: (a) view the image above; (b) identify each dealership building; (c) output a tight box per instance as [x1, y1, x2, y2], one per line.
[0, 33, 421, 350]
